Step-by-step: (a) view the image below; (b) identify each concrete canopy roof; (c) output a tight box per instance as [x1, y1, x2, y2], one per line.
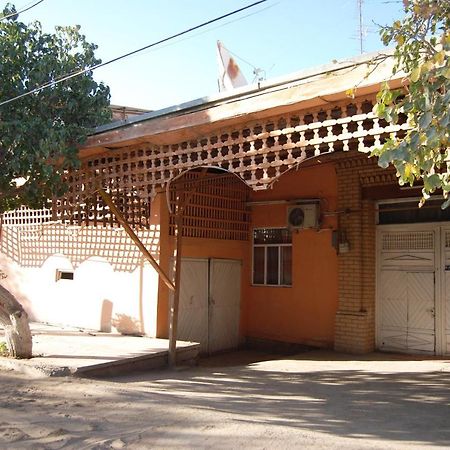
[81, 50, 403, 158]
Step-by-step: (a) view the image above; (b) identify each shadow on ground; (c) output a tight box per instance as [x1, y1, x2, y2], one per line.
[0, 350, 449, 448]
[108, 350, 450, 447]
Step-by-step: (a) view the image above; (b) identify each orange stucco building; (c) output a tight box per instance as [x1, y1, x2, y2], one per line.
[2, 52, 449, 356]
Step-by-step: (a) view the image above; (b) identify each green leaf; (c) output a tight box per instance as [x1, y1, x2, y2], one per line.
[442, 198, 450, 210]
[370, 0, 450, 206]
[425, 174, 441, 190]
[419, 111, 432, 129]
[373, 102, 385, 117]
[410, 66, 421, 82]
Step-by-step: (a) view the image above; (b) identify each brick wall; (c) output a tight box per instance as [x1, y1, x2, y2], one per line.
[334, 153, 396, 353]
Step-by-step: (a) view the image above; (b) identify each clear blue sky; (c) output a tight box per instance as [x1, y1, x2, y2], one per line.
[3, 0, 405, 110]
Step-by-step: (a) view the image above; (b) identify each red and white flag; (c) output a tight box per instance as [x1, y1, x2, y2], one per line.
[217, 40, 248, 92]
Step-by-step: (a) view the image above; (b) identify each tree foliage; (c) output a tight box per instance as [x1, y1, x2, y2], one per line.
[372, 0, 450, 206]
[0, 4, 111, 213]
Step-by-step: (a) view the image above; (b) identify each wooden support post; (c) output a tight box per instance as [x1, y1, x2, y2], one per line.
[168, 211, 184, 367]
[98, 189, 175, 292]
[167, 168, 208, 367]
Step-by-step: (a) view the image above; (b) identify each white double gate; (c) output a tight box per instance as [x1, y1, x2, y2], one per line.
[171, 258, 241, 354]
[377, 224, 450, 355]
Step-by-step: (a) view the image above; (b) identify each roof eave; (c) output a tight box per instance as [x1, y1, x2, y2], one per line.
[83, 50, 402, 154]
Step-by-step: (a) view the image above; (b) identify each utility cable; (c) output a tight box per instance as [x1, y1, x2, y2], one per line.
[122, 1, 277, 64]
[0, 0, 44, 22]
[0, 0, 267, 107]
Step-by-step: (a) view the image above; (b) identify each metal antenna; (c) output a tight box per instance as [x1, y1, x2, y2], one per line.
[224, 45, 268, 84]
[252, 67, 266, 84]
[357, 0, 365, 54]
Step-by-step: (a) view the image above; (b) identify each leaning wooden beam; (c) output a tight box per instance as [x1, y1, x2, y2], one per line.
[98, 189, 175, 292]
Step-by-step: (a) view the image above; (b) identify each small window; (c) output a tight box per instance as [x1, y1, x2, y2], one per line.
[378, 200, 450, 224]
[253, 228, 292, 286]
[55, 269, 74, 281]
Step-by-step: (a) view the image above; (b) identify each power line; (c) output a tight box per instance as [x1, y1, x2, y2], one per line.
[131, 1, 278, 64]
[0, 0, 44, 22]
[216, 2, 279, 69]
[0, 0, 267, 108]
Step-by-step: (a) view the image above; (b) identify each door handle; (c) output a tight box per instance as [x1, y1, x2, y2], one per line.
[426, 307, 435, 317]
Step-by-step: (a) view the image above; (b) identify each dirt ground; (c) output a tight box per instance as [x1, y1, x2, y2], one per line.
[0, 349, 449, 449]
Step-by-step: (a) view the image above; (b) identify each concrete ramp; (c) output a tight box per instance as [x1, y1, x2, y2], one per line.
[0, 323, 199, 377]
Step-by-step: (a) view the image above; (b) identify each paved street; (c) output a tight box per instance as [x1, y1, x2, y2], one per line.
[0, 350, 449, 449]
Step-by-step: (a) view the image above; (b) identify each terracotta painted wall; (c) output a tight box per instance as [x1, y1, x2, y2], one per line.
[243, 163, 339, 348]
[156, 163, 339, 347]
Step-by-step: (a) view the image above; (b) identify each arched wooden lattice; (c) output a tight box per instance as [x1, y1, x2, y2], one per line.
[168, 170, 251, 241]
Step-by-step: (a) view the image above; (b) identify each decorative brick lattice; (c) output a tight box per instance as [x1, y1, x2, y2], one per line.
[56, 98, 408, 226]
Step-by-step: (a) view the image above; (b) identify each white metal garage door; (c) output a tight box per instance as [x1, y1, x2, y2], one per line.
[176, 259, 209, 353]
[377, 226, 450, 355]
[442, 230, 450, 354]
[378, 229, 436, 353]
[379, 270, 435, 352]
[172, 258, 241, 354]
[208, 259, 241, 353]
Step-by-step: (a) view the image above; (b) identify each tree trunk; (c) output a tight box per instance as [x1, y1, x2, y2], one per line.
[0, 284, 32, 359]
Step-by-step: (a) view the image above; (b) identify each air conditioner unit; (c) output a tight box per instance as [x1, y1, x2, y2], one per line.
[287, 202, 320, 229]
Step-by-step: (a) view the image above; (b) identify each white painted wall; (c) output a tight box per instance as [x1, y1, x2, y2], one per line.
[0, 245, 159, 337]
